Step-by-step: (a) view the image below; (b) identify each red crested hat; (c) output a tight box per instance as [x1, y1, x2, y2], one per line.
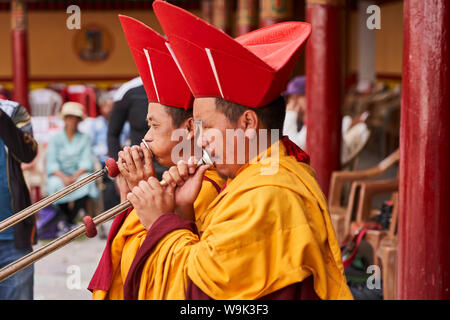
[152, 1, 311, 108]
[119, 15, 193, 110]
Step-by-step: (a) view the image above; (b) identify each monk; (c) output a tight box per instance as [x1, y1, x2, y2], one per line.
[88, 15, 224, 299]
[119, 1, 353, 300]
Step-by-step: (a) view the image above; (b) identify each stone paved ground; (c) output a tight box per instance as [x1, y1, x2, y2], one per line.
[33, 221, 111, 300]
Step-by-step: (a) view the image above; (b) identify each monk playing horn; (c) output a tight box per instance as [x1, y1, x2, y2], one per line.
[88, 15, 224, 300]
[120, 1, 353, 300]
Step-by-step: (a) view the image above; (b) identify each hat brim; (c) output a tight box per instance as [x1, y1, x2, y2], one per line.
[60, 112, 85, 120]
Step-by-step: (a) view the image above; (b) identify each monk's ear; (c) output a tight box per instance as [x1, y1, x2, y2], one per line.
[239, 110, 258, 130]
[185, 117, 195, 140]
[238, 110, 258, 140]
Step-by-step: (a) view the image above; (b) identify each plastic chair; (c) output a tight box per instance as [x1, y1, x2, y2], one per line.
[29, 88, 63, 117]
[61, 85, 98, 118]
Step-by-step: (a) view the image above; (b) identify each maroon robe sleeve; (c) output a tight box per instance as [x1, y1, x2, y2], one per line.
[88, 207, 133, 292]
[123, 213, 198, 300]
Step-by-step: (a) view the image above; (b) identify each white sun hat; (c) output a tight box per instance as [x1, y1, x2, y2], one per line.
[60, 101, 86, 120]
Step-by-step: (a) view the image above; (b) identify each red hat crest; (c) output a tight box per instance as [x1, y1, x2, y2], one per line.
[119, 15, 193, 110]
[152, 1, 311, 108]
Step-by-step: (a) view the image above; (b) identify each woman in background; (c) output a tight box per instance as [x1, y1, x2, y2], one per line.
[46, 102, 98, 229]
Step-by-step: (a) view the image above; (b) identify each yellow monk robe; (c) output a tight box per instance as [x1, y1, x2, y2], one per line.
[92, 169, 224, 300]
[130, 141, 353, 300]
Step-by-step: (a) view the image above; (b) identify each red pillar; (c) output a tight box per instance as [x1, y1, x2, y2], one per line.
[398, 0, 450, 300]
[305, 0, 342, 197]
[236, 0, 259, 36]
[11, 0, 29, 113]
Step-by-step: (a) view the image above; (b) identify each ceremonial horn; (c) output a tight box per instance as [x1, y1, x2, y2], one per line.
[0, 158, 119, 234]
[0, 149, 213, 283]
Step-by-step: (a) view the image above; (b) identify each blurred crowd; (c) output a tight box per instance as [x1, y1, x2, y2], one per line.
[2, 79, 145, 243]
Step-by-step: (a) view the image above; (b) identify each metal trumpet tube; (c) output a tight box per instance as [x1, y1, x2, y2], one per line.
[0, 150, 213, 283]
[0, 200, 131, 283]
[0, 159, 119, 234]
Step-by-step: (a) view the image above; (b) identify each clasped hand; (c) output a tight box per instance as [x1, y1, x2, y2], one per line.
[127, 159, 210, 230]
[117, 143, 155, 193]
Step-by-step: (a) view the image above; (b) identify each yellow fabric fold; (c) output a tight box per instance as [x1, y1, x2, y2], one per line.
[92, 169, 224, 300]
[133, 141, 353, 300]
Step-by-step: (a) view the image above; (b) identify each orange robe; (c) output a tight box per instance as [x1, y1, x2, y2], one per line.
[89, 169, 224, 300]
[120, 140, 353, 300]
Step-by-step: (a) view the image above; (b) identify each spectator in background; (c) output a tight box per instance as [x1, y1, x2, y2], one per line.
[282, 76, 308, 149]
[90, 90, 129, 212]
[0, 99, 38, 300]
[107, 77, 166, 179]
[46, 102, 98, 229]
[0, 85, 10, 100]
[282, 76, 370, 165]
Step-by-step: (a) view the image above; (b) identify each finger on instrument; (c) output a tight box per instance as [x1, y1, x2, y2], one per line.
[177, 160, 189, 180]
[131, 146, 144, 173]
[168, 166, 184, 186]
[162, 171, 176, 188]
[147, 176, 163, 192]
[122, 147, 136, 173]
[187, 156, 198, 175]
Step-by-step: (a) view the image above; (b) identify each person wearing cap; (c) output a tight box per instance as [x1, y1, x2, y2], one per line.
[88, 16, 224, 300]
[283, 76, 370, 165]
[46, 102, 98, 229]
[282, 75, 308, 149]
[117, 1, 353, 300]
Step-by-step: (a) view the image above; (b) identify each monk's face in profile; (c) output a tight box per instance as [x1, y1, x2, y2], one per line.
[143, 102, 193, 167]
[193, 97, 256, 179]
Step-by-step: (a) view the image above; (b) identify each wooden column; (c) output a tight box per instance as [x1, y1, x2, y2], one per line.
[305, 0, 343, 197]
[398, 0, 450, 300]
[212, 0, 232, 34]
[357, 1, 376, 86]
[11, 0, 29, 112]
[201, 0, 214, 24]
[259, 0, 293, 27]
[236, 0, 259, 36]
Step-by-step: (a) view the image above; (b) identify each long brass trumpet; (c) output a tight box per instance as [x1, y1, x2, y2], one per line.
[0, 158, 120, 234]
[0, 150, 213, 283]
